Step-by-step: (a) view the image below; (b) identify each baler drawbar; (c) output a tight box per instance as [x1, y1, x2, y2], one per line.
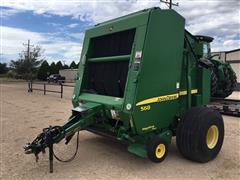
[24, 103, 102, 172]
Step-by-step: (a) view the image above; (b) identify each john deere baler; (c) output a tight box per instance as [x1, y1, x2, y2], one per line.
[24, 7, 224, 172]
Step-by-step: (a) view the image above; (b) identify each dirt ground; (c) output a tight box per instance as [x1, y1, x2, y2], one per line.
[0, 82, 239, 180]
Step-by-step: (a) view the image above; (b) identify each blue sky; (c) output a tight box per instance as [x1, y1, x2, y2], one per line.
[2, 7, 89, 33]
[1, 0, 240, 65]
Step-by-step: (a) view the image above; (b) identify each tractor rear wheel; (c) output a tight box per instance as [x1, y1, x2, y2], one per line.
[227, 67, 237, 96]
[147, 137, 168, 163]
[217, 68, 232, 98]
[210, 68, 218, 97]
[176, 107, 224, 163]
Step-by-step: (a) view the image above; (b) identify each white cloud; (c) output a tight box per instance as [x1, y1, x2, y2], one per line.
[1, 0, 240, 60]
[68, 32, 84, 40]
[64, 45, 82, 60]
[1, 0, 160, 23]
[1, 7, 24, 19]
[1, 26, 43, 55]
[67, 23, 78, 28]
[175, 0, 240, 51]
[212, 37, 240, 52]
[0, 26, 82, 64]
[46, 22, 62, 27]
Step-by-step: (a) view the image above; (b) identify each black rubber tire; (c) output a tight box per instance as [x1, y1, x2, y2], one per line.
[176, 107, 224, 163]
[147, 137, 168, 163]
[222, 68, 232, 97]
[231, 76, 237, 91]
[229, 68, 237, 93]
[215, 68, 233, 98]
[210, 68, 218, 97]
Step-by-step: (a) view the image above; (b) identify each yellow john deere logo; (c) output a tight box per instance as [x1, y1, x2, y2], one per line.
[136, 93, 179, 106]
[136, 89, 198, 106]
[157, 94, 179, 102]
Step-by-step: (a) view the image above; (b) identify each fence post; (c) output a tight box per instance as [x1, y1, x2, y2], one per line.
[61, 83, 63, 98]
[44, 83, 46, 95]
[31, 81, 33, 92]
[60, 83, 63, 98]
[28, 81, 33, 92]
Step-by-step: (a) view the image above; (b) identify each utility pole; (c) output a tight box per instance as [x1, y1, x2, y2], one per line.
[23, 40, 34, 80]
[160, 0, 179, 9]
[23, 40, 33, 62]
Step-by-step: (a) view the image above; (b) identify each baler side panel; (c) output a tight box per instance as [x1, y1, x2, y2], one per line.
[132, 10, 185, 134]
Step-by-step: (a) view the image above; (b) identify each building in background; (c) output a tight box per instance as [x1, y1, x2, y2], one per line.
[212, 48, 240, 90]
[59, 69, 78, 82]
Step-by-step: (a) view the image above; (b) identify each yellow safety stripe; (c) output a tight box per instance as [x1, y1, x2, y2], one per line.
[142, 125, 157, 131]
[191, 89, 198, 94]
[136, 89, 198, 106]
[179, 89, 198, 96]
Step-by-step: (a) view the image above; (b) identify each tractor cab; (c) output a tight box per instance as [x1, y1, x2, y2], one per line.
[195, 35, 214, 58]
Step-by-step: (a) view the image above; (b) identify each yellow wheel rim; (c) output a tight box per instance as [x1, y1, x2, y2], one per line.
[155, 144, 166, 159]
[206, 125, 219, 149]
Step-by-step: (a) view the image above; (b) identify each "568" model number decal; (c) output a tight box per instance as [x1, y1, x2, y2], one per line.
[140, 105, 151, 111]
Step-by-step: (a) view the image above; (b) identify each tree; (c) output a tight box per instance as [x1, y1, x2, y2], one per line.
[0, 63, 8, 74]
[49, 62, 57, 74]
[70, 61, 78, 69]
[37, 61, 50, 80]
[63, 64, 69, 69]
[55, 61, 63, 73]
[10, 42, 44, 80]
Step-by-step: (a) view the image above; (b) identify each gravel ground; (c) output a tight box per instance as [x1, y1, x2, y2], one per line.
[0, 82, 239, 180]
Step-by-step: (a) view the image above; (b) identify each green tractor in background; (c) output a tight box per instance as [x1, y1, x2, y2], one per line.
[195, 36, 237, 98]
